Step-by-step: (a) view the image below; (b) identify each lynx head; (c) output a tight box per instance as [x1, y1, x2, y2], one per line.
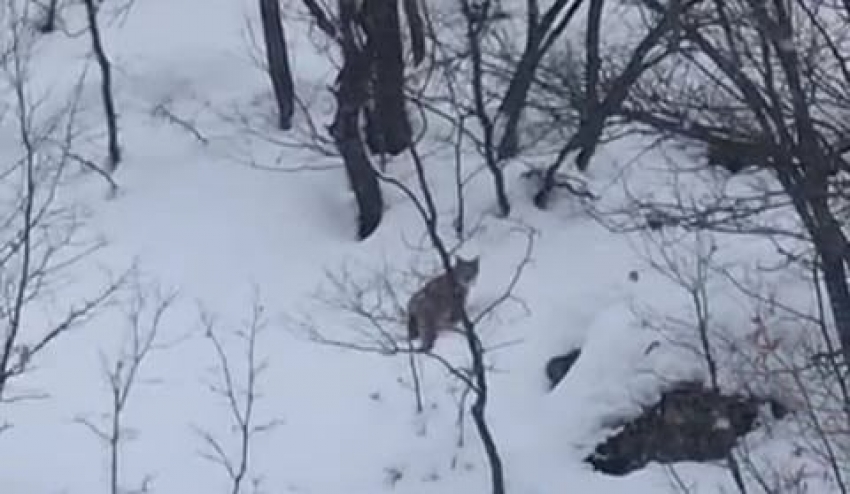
[453, 255, 480, 286]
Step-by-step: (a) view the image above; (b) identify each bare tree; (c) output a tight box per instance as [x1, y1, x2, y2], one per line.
[82, 0, 121, 172]
[406, 1, 623, 213]
[259, 0, 295, 130]
[287, 0, 428, 238]
[361, 0, 413, 156]
[494, 0, 587, 161]
[458, 0, 511, 217]
[75, 283, 178, 494]
[36, 0, 60, 33]
[295, 0, 384, 239]
[392, 147, 537, 494]
[0, 1, 125, 406]
[632, 221, 850, 492]
[530, 0, 699, 207]
[605, 0, 850, 364]
[300, 142, 535, 494]
[638, 230, 750, 492]
[195, 295, 281, 494]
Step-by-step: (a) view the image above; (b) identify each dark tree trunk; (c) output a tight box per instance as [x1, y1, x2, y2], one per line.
[363, 100, 383, 156]
[819, 244, 850, 362]
[331, 0, 383, 240]
[461, 0, 511, 217]
[782, 172, 850, 363]
[302, 0, 337, 37]
[82, 0, 121, 172]
[39, 0, 60, 33]
[259, 0, 295, 130]
[401, 0, 425, 65]
[766, 0, 850, 363]
[534, 3, 679, 208]
[496, 0, 585, 160]
[467, 331, 506, 494]
[801, 184, 850, 363]
[362, 0, 412, 156]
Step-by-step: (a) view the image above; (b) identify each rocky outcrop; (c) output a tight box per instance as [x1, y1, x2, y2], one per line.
[546, 349, 581, 390]
[586, 381, 789, 475]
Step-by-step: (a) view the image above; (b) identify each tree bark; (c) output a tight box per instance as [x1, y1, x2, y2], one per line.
[331, 0, 384, 240]
[815, 225, 850, 362]
[462, 0, 511, 217]
[362, 0, 412, 156]
[259, 0, 295, 130]
[39, 0, 60, 33]
[363, 101, 383, 156]
[534, 1, 681, 207]
[496, 0, 585, 160]
[779, 166, 850, 363]
[82, 0, 121, 172]
[468, 331, 506, 494]
[401, 0, 425, 66]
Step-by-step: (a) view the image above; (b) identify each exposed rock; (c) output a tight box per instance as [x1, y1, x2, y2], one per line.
[546, 349, 581, 390]
[586, 381, 789, 476]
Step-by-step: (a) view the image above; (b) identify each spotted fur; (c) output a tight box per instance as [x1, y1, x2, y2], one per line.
[407, 256, 479, 352]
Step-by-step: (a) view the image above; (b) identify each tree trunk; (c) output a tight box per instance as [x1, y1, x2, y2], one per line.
[259, 0, 295, 130]
[82, 0, 121, 172]
[819, 251, 850, 362]
[776, 163, 850, 364]
[534, 3, 678, 207]
[809, 199, 850, 363]
[39, 0, 60, 33]
[331, 0, 383, 240]
[462, 0, 511, 217]
[467, 331, 506, 494]
[401, 0, 425, 66]
[495, 0, 585, 160]
[362, 0, 411, 156]
[363, 100, 383, 156]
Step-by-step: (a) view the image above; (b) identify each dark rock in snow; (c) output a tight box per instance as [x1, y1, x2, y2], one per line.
[586, 381, 789, 476]
[546, 349, 581, 390]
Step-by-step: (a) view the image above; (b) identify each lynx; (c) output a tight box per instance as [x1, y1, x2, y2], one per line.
[407, 256, 480, 352]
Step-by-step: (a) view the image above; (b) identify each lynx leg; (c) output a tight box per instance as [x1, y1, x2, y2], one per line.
[407, 314, 420, 340]
[449, 286, 468, 323]
[419, 326, 437, 353]
[449, 300, 464, 323]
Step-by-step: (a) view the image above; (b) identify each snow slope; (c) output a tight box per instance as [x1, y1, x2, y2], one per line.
[0, 1, 813, 493]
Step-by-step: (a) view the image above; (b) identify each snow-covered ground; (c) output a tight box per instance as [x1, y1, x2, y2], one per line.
[0, 1, 820, 493]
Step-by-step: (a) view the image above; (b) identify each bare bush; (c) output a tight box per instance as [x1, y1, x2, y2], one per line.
[612, 0, 850, 363]
[297, 136, 535, 494]
[634, 224, 850, 493]
[195, 294, 282, 494]
[0, 1, 125, 410]
[75, 282, 178, 494]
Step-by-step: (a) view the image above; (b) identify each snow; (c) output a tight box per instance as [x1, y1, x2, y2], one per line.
[0, 1, 829, 493]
